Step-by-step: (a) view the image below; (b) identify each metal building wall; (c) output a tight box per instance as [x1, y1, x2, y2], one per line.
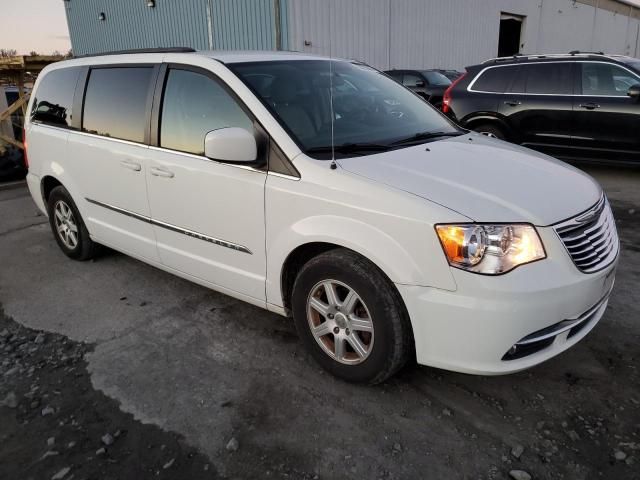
[286, 0, 640, 70]
[65, 0, 289, 56]
[65, 0, 212, 55]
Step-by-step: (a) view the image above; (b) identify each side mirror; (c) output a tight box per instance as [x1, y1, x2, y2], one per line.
[414, 80, 426, 87]
[627, 84, 640, 101]
[204, 127, 257, 163]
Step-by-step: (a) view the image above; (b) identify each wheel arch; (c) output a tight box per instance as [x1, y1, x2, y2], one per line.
[462, 114, 513, 138]
[272, 222, 452, 313]
[41, 175, 64, 206]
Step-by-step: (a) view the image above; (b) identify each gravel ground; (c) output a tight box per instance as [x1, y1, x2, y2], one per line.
[0, 307, 216, 480]
[0, 165, 639, 479]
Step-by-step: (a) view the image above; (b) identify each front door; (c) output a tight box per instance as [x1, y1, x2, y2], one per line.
[571, 61, 640, 164]
[145, 66, 268, 303]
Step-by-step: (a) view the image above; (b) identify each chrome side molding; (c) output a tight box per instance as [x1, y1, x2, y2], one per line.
[85, 198, 252, 255]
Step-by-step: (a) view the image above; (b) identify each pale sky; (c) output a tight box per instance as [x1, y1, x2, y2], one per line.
[1, 0, 71, 55]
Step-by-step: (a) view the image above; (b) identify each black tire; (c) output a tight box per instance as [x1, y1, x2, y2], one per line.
[472, 122, 507, 141]
[47, 185, 99, 261]
[291, 248, 413, 384]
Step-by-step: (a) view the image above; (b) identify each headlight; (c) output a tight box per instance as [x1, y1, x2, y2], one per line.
[435, 224, 546, 274]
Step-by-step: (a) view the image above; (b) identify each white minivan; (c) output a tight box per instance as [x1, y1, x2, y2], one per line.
[25, 48, 618, 383]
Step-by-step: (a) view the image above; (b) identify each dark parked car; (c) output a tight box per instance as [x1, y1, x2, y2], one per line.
[433, 69, 464, 81]
[442, 52, 640, 165]
[385, 69, 451, 108]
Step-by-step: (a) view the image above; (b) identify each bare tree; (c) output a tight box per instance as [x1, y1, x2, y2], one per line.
[0, 49, 18, 58]
[29, 51, 39, 56]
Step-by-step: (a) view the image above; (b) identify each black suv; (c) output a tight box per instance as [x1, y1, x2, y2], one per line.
[385, 69, 451, 108]
[443, 53, 640, 165]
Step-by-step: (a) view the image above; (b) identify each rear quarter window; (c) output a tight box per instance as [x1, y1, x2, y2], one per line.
[470, 66, 516, 93]
[31, 67, 80, 128]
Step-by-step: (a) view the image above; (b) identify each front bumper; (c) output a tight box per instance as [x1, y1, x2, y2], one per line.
[398, 226, 618, 375]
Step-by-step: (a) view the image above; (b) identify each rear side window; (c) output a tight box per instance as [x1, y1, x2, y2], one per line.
[509, 63, 573, 95]
[471, 66, 516, 93]
[31, 68, 80, 128]
[82, 67, 153, 143]
[160, 68, 253, 156]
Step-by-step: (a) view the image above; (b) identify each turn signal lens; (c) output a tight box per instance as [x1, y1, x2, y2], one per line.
[436, 224, 545, 274]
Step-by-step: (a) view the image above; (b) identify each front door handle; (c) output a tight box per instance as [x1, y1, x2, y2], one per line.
[150, 166, 175, 178]
[120, 160, 141, 172]
[504, 100, 522, 106]
[579, 103, 600, 110]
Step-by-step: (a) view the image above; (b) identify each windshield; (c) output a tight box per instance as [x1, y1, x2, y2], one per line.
[421, 71, 452, 86]
[622, 59, 640, 75]
[230, 60, 461, 159]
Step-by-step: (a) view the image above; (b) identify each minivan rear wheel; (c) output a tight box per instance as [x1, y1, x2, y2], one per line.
[472, 122, 507, 140]
[291, 248, 412, 384]
[47, 186, 99, 261]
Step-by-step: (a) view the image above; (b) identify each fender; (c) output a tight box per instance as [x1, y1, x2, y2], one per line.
[265, 214, 458, 308]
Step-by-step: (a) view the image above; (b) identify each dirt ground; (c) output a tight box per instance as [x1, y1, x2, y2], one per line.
[0, 165, 639, 480]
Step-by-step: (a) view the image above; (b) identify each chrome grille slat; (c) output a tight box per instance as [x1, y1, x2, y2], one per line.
[571, 229, 612, 257]
[554, 196, 619, 273]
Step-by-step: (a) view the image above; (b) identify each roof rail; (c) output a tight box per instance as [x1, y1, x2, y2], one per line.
[74, 47, 196, 58]
[569, 50, 604, 55]
[483, 51, 610, 64]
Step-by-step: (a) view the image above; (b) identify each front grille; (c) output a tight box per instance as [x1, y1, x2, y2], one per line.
[554, 195, 619, 273]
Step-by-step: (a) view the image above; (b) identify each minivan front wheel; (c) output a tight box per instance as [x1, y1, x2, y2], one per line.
[291, 248, 412, 384]
[47, 186, 99, 261]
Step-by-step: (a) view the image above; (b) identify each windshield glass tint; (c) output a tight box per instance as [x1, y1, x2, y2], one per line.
[622, 59, 640, 75]
[230, 60, 458, 158]
[422, 71, 451, 86]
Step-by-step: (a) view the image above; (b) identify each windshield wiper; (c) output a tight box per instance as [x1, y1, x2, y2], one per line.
[390, 130, 464, 146]
[306, 142, 392, 156]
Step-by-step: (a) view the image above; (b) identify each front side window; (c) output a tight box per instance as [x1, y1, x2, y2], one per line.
[82, 67, 153, 143]
[510, 63, 573, 95]
[581, 63, 640, 96]
[160, 69, 253, 156]
[31, 67, 80, 128]
[230, 60, 460, 158]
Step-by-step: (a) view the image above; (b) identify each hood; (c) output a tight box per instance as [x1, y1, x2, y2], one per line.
[337, 134, 602, 225]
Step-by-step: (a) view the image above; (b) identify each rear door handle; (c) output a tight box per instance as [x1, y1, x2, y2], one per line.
[503, 100, 522, 106]
[150, 166, 175, 178]
[120, 160, 141, 172]
[579, 103, 600, 110]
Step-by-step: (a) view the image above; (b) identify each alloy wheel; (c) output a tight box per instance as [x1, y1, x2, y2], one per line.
[306, 279, 374, 365]
[53, 200, 79, 249]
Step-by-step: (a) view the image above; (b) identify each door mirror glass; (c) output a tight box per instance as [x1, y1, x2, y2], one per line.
[204, 127, 257, 163]
[628, 84, 640, 100]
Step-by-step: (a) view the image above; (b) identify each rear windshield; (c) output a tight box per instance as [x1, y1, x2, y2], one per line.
[421, 71, 451, 86]
[230, 60, 459, 159]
